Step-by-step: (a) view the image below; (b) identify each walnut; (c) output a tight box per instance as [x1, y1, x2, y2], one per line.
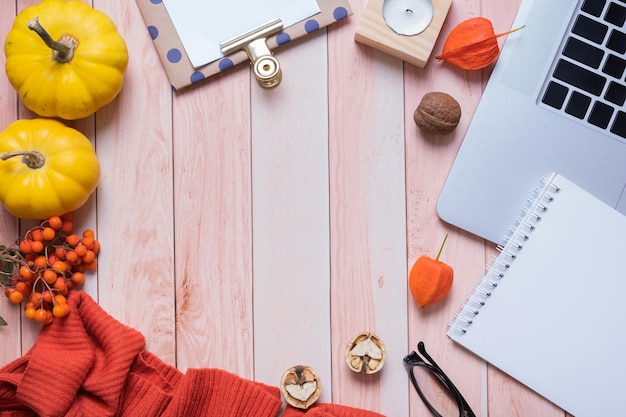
[413, 92, 462, 134]
[345, 332, 386, 374]
[280, 365, 322, 409]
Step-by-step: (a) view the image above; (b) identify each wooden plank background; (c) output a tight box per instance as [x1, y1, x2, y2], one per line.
[0, 0, 570, 416]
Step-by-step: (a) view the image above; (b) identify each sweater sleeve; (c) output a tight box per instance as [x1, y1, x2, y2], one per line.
[159, 368, 283, 417]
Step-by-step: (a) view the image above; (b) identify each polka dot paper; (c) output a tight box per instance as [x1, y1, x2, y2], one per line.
[135, 0, 352, 90]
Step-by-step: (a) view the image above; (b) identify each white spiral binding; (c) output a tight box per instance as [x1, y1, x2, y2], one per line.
[448, 176, 559, 335]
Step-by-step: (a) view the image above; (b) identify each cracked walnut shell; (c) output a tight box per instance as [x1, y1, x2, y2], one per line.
[345, 332, 386, 374]
[280, 365, 322, 409]
[413, 92, 462, 134]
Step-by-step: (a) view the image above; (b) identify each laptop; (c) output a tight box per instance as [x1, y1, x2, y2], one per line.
[437, 0, 626, 244]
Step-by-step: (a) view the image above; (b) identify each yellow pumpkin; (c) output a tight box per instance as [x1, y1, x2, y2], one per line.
[4, 0, 128, 120]
[0, 119, 100, 220]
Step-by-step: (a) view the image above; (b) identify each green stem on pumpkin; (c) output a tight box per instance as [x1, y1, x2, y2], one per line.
[1, 150, 46, 169]
[27, 16, 76, 63]
[435, 233, 449, 262]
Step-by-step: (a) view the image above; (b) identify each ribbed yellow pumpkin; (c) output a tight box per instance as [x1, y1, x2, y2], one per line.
[4, 0, 128, 120]
[0, 119, 100, 220]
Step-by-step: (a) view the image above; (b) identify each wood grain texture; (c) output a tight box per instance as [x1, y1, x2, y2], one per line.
[355, 0, 452, 67]
[93, 0, 176, 365]
[0, 0, 572, 416]
[328, 0, 408, 415]
[403, 0, 488, 413]
[172, 66, 255, 376]
[0, 0, 19, 357]
[250, 31, 333, 401]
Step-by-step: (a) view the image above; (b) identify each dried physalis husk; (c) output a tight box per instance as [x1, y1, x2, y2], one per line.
[436, 17, 525, 70]
[345, 332, 386, 374]
[280, 365, 322, 409]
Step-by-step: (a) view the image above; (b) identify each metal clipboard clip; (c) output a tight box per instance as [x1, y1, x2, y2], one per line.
[220, 18, 284, 88]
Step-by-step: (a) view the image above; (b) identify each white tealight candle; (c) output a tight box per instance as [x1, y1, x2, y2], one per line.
[382, 0, 434, 36]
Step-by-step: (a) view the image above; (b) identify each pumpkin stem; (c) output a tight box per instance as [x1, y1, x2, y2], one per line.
[0, 151, 46, 169]
[27, 16, 76, 63]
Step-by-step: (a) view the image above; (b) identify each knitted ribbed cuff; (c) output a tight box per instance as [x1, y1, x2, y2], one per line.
[160, 368, 283, 417]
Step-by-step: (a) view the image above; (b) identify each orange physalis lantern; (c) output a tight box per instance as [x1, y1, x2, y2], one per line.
[436, 17, 525, 70]
[408, 234, 454, 309]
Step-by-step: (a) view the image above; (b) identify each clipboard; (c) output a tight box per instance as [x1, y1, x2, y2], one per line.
[135, 0, 352, 90]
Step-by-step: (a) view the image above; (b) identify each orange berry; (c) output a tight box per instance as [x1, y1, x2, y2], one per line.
[52, 304, 70, 318]
[8, 289, 24, 304]
[82, 260, 97, 271]
[60, 221, 73, 234]
[42, 269, 58, 284]
[92, 240, 101, 255]
[53, 278, 68, 295]
[71, 272, 85, 286]
[34, 256, 47, 270]
[42, 290, 53, 303]
[24, 307, 37, 320]
[53, 294, 67, 305]
[19, 240, 32, 254]
[48, 216, 62, 230]
[47, 255, 58, 266]
[61, 212, 74, 221]
[30, 292, 42, 307]
[44, 310, 54, 324]
[65, 234, 80, 247]
[52, 261, 66, 273]
[42, 227, 56, 241]
[65, 251, 78, 263]
[19, 265, 34, 280]
[34, 308, 48, 323]
[74, 244, 87, 257]
[82, 250, 95, 264]
[30, 240, 44, 253]
[81, 236, 95, 250]
[54, 246, 67, 259]
[15, 281, 32, 297]
[31, 228, 44, 242]
[83, 229, 95, 238]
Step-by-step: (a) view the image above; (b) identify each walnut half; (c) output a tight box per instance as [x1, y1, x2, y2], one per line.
[280, 365, 322, 409]
[413, 92, 462, 134]
[345, 332, 386, 374]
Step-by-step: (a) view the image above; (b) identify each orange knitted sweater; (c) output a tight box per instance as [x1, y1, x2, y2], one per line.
[0, 292, 386, 417]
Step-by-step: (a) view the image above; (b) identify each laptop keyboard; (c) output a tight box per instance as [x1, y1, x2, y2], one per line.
[540, 0, 626, 140]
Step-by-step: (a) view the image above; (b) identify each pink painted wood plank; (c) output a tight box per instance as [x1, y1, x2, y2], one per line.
[171, 66, 255, 377]
[250, 31, 333, 402]
[327, 1, 409, 415]
[404, 0, 492, 415]
[0, 0, 19, 356]
[93, 0, 176, 365]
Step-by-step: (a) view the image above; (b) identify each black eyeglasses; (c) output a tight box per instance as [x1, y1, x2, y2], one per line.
[403, 342, 476, 417]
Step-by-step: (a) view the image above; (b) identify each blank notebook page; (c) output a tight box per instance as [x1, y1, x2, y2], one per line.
[448, 173, 626, 417]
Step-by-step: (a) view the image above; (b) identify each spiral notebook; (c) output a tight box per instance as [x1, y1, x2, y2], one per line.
[448, 173, 626, 417]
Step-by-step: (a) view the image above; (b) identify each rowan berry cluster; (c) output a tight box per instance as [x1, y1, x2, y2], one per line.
[0, 213, 100, 324]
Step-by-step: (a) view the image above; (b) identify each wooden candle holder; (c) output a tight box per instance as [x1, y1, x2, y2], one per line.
[355, 0, 452, 68]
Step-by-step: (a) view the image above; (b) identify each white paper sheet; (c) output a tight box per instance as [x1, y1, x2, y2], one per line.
[161, 0, 321, 68]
